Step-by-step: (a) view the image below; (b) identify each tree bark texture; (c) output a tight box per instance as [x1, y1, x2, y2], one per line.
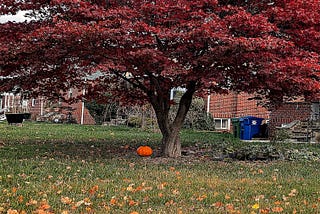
[149, 81, 196, 157]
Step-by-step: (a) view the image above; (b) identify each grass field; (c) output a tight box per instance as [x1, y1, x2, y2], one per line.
[0, 122, 320, 213]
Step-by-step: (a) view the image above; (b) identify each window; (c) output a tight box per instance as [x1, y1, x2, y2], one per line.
[214, 118, 230, 130]
[68, 88, 73, 99]
[312, 102, 319, 120]
[31, 98, 36, 107]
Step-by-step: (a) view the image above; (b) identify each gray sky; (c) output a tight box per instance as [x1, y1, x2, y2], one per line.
[0, 11, 32, 23]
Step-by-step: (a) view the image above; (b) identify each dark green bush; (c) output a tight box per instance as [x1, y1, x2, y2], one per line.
[127, 116, 142, 127]
[211, 142, 320, 161]
[211, 143, 282, 161]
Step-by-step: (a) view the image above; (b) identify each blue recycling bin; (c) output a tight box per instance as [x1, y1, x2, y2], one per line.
[239, 116, 264, 140]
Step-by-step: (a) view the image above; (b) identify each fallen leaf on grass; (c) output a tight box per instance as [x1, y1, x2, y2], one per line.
[126, 185, 134, 192]
[26, 199, 38, 206]
[110, 198, 117, 206]
[213, 201, 223, 208]
[272, 207, 283, 212]
[75, 200, 85, 207]
[165, 200, 175, 206]
[252, 203, 259, 209]
[274, 201, 281, 205]
[288, 189, 298, 197]
[128, 200, 138, 206]
[61, 196, 72, 205]
[172, 189, 179, 195]
[89, 185, 99, 195]
[39, 201, 51, 210]
[196, 194, 207, 201]
[7, 209, 19, 214]
[34, 208, 54, 214]
[260, 208, 270, 213]
[157, 182, 167, 190]
[18, 195, 24, 203]
[11, 187, 17, 194]
[226, 203, 234, 211]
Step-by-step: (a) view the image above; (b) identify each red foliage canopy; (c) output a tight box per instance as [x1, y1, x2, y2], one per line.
[1, 0, 320, 157]
[0, 0, 319, 104]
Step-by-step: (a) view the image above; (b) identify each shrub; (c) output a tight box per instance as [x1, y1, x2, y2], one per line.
[284, 148, 320, 161]
[127, 116, 142, 128]
[271, 129, 290, 142]
[211, 142, 320, 161]
[211, 143, 282, 161]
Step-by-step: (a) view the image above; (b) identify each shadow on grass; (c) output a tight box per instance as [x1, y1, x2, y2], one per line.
[0, 141, 153, 160]
[0, 123, 238, 161]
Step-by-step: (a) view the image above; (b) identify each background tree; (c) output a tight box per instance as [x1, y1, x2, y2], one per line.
[0, 0, 319, 157]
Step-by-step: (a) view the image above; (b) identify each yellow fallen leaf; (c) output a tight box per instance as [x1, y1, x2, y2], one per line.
[252, 203, 259, 209]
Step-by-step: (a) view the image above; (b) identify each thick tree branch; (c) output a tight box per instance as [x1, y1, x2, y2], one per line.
[112, 69, 149, 93]
[171, 81, 196, 131]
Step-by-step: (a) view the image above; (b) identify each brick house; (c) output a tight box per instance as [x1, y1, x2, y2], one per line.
[206, 92, 320, 136]
[206, 92, 270, 131]
[0, 90, 95, 125]
[269, 101, 320, 133]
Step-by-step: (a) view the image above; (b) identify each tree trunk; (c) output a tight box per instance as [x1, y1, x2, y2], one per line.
[149, 81, 196, 158]
[162, 129, 181, 157]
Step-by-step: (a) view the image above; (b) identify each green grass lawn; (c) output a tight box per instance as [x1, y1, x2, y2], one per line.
[0, 122, 320, 213]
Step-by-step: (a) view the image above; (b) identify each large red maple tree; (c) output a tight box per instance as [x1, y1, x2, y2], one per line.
[0, 0, 319, 157]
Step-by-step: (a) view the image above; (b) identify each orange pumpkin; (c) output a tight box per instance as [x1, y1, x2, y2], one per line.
[136, 146, 153, 157]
